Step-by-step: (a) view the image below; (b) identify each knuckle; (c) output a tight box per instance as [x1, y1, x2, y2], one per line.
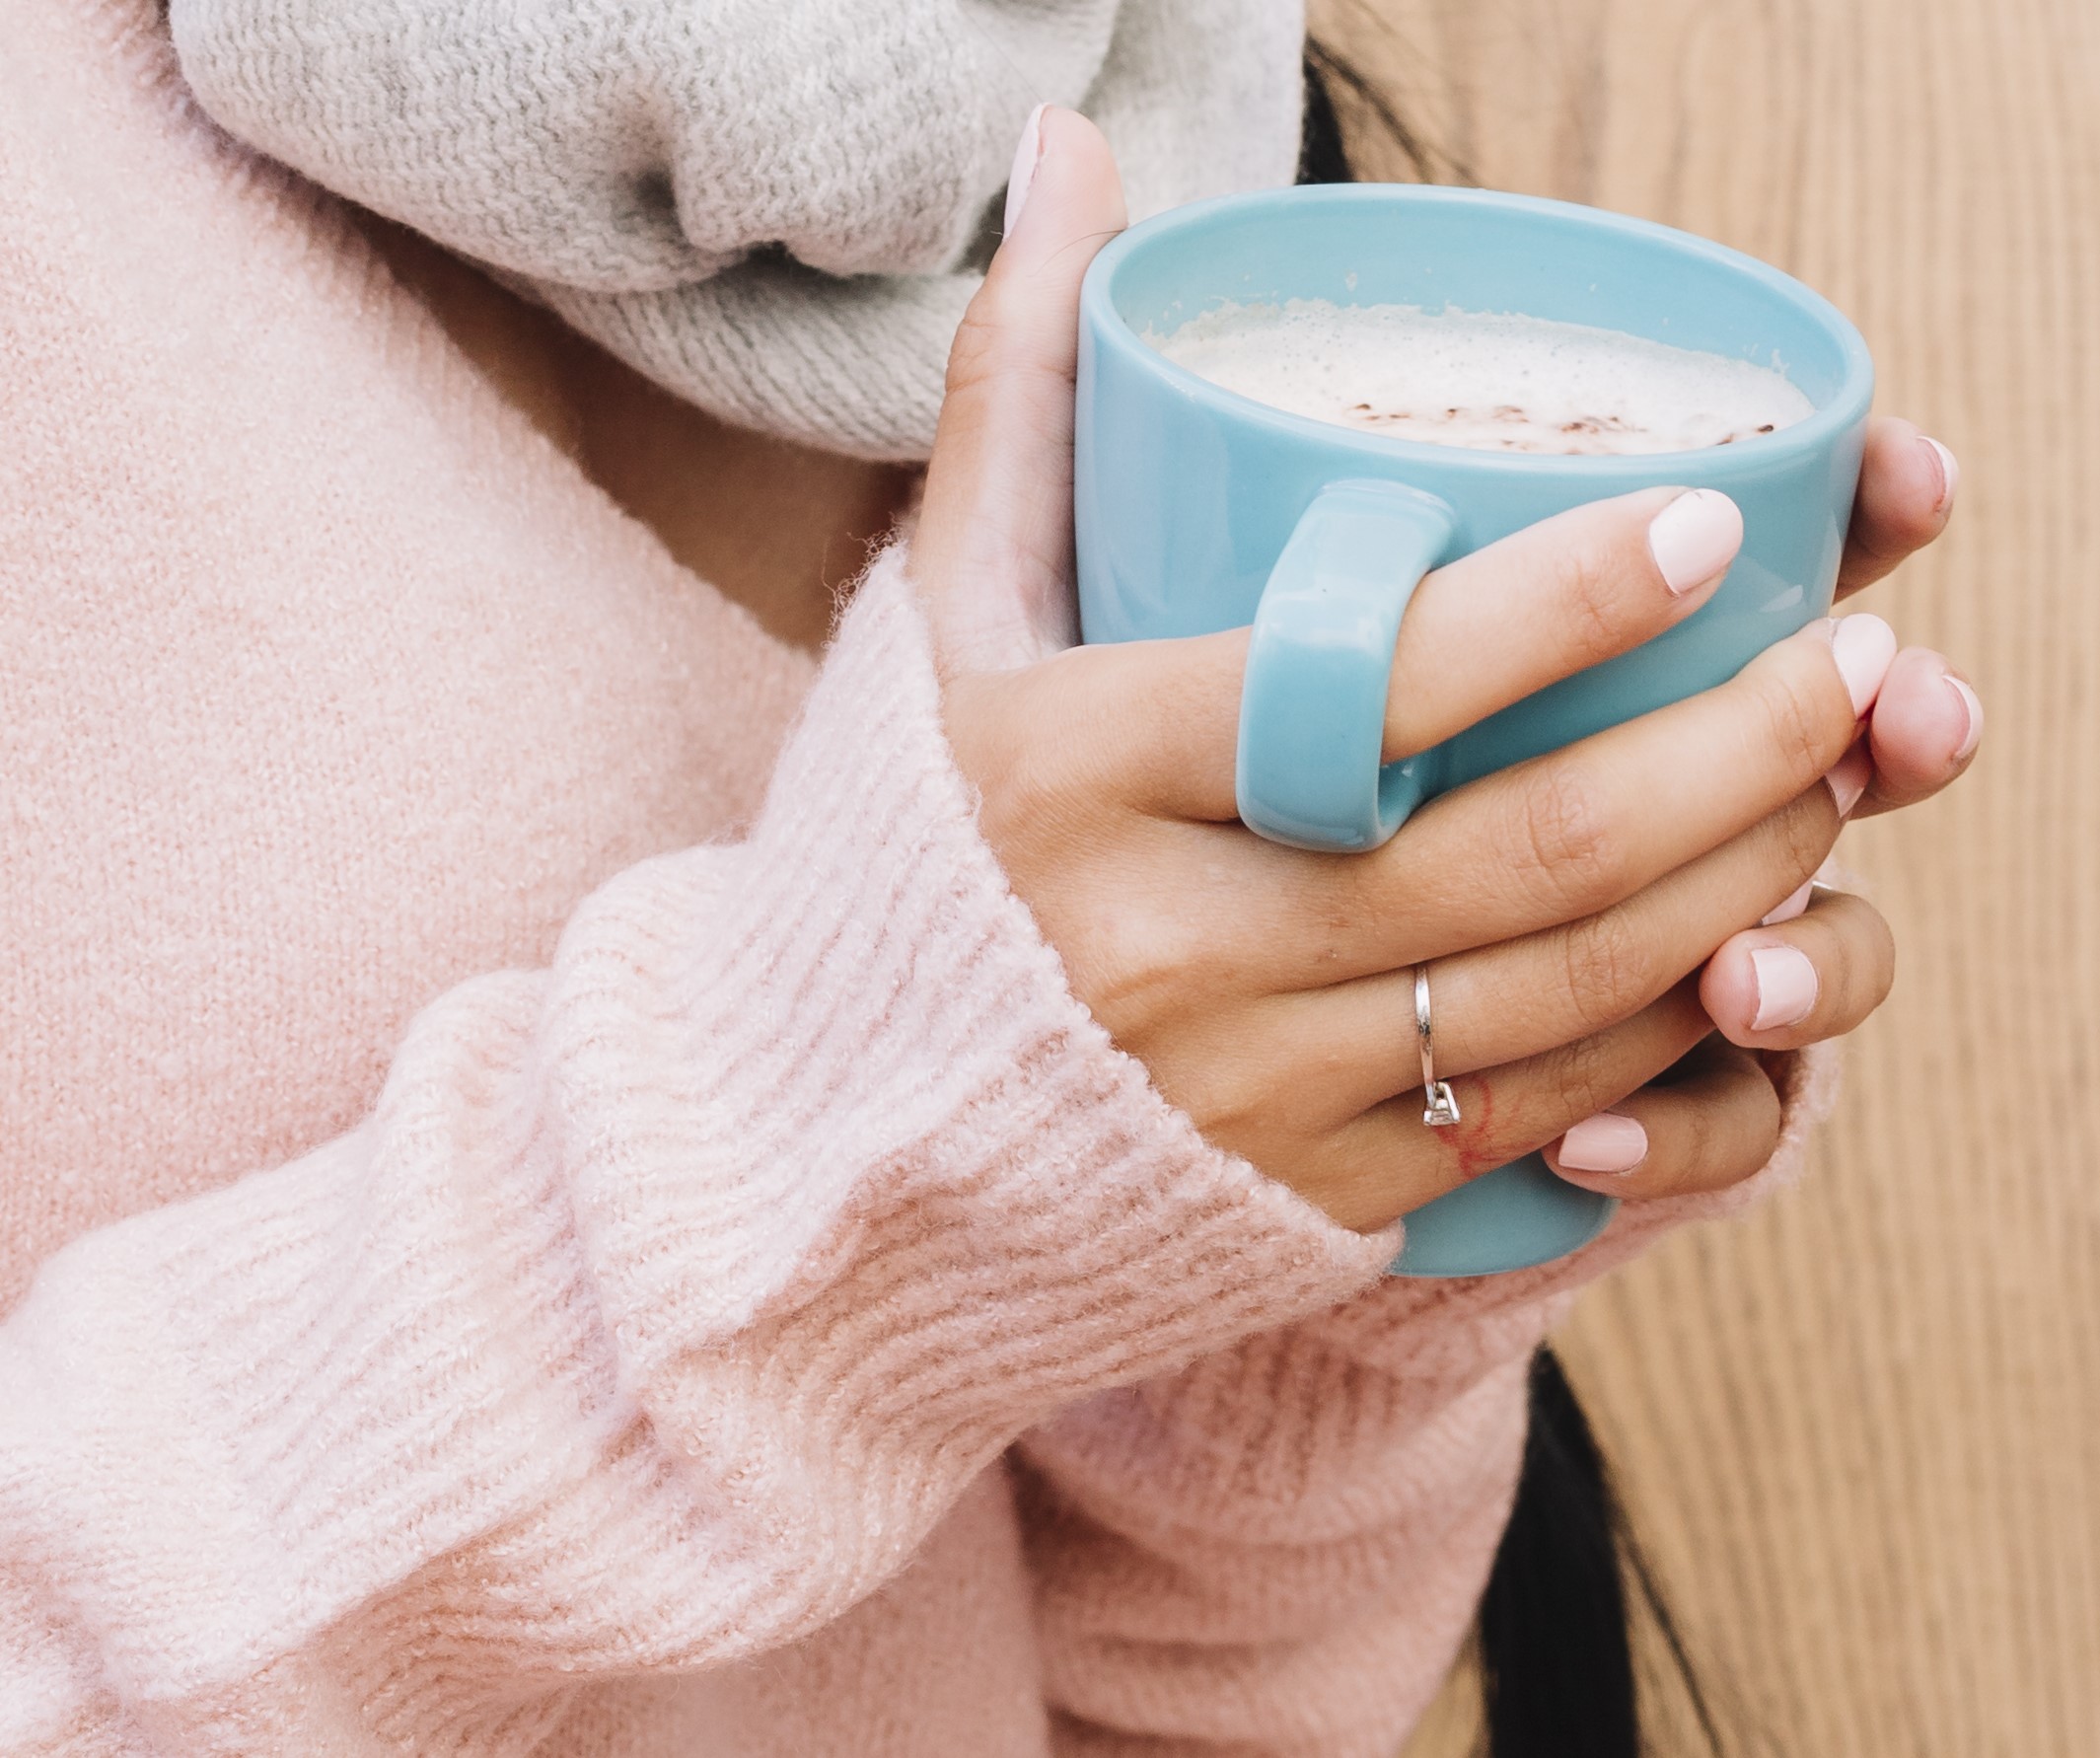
[1330, 839, 1403, 933]
[1065, 900, 1206, 1042]
[1557, 908, 1654, 1035]
[1297, 1125, 1417, 1233]
[943, 293, 1074, 421]
[1509, 762, 1626, 916]
[1545, 1030, 1622, 1129]
[972, 717, 1072, 838]
[1305, 883, 1370, 968]
[1549, 531, 1635, 666]
[1160, 1057, 1266, 1143]
[1752, 660, 1847, 794]
[942, 305, 1003, 403]
[972, 662, 1125, 829]
[1773, 792, 1837, 885]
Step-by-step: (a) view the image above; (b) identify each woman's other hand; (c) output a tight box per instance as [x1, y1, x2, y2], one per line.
[912, 108, 1979, 1229]
[1534, 384, 1978, 1193]
[1832, 414, 1980, 814]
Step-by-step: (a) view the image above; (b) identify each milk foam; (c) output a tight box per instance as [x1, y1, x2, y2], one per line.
[1149, 300, 1814, 456]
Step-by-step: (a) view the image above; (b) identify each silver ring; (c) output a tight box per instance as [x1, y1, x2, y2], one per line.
[1414, 966, 1462, 1128]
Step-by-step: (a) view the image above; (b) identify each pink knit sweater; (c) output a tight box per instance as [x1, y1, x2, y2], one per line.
[0, 4, 1835, 1753]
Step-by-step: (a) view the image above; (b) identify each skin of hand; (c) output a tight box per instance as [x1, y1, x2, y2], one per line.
[911, 108, 1982, 1230]
[355, 110, 1974, 1226]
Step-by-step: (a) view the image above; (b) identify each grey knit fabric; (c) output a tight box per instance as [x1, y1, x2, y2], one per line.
[170, 0, 1308, 459]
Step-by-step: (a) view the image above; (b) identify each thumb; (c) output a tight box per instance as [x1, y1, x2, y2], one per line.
[912, 105, 1128, 677]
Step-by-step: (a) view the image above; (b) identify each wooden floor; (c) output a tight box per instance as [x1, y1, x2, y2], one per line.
[1307, 0, 2100, 1750]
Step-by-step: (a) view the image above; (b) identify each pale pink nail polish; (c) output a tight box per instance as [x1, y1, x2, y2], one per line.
[1557, 1112, 1649, 1174]
[1646, 488, 1744, 595]
[1762, 879, 1814, 926]
[1002, 103, 1048, 239]
[1750, 945, 1819, 1031]
[1825, 742, 1872, 818]
[1946, 674, 1983, 761]
[1831, 614, 1898, 715]
[1921, 436, 1961, 512]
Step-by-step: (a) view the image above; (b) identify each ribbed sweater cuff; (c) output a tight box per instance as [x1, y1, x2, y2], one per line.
[0, 547, 1394, 1721]
[568, 548, 1400, 1479]
[1260, 1033, 1845, 1397]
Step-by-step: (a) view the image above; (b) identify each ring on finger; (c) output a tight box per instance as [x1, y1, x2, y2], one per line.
[1414, 966, 1463, 1128]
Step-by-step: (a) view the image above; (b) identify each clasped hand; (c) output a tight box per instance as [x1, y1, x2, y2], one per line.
[911, 110, 1980, 1232]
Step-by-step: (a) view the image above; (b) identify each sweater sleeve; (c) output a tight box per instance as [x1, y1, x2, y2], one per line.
[1018, 1050, 1840, 1757]
[0, 550, 1396, 1754]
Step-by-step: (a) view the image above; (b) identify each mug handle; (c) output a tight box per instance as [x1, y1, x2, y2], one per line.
[1235, 480, 1456, 851]
[1233, 478, 1617, 1278]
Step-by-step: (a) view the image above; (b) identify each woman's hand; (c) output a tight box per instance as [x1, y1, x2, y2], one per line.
[911, 109, 1979, 1230]
[1830, 414, 1978, 813]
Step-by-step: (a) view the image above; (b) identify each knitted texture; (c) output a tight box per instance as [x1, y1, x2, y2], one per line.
[1017, 1042, 1838, 1753]
[0, 6, 1839, 1753]
[0, 552, 1403, 1751]
[167, 0, 1311, 460]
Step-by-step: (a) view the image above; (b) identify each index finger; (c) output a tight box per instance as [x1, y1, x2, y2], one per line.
[1099, 484, 1744, 822]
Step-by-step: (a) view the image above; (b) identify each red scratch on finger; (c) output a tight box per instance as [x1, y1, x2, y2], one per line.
[1447, 1081, 1503, 1181]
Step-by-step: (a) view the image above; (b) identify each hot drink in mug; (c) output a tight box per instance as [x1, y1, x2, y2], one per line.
[1074, 184, 1874, 1277]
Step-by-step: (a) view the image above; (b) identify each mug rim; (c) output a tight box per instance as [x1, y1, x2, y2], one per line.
[1080, 183, 1876, 476]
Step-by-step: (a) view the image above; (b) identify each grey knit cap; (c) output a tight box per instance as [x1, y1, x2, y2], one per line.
[169, 0, 1309, 459]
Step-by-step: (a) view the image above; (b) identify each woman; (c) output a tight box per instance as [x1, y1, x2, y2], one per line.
[0, 2, 1978, 1753]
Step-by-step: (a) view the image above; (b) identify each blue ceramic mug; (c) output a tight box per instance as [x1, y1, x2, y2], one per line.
[1072, 183, 1873, 1277]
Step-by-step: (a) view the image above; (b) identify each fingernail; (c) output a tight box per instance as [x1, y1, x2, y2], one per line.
[1557, 1112, 1650, 1175]
[1003, 103, 1049, 239]
[1921, 436, 1961, 513]
[1945, 673, 1984, 762]
[1647, 488, 1744, 595]
[1750, 945, 1819, 1031]
[1825, 742, 1872, 818]
[1762, 879, 1814, 926]
[1830, 613, 1898, 715]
